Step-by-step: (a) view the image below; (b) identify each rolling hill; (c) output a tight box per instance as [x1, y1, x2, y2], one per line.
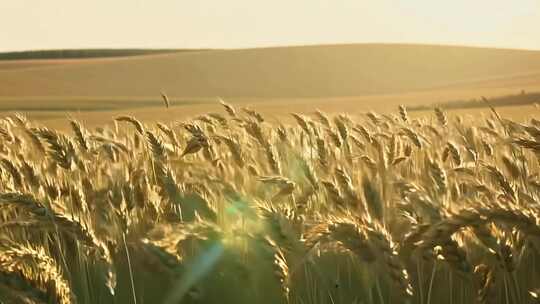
[1, 43, 540, 129]
[1, 44, 540, 100]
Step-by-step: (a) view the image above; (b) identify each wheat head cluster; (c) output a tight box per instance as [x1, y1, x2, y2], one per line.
[0, 102, 539, 304]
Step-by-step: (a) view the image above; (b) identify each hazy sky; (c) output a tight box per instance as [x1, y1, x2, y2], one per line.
[2, 0, 540, 52]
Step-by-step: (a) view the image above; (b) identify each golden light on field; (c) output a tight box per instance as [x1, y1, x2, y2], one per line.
[3, 1, 540, 304]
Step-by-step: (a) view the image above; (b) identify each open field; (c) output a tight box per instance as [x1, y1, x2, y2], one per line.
[1, 88, 538, 130]
[8, 99, 538, 132]
[0, 104, 539, 303]
[1, 44, 540, 128]
[3, 44, 540, 99]
[1, 44, 540, 303]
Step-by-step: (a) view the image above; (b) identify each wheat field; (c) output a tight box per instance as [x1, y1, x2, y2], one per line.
[0, 102, 539, 304]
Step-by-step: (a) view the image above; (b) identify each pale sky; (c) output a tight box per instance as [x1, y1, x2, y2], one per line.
[1, 0, 539, 52]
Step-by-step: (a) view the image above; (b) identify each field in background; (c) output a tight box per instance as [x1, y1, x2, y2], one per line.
[3, 44, 540, 98]
[0, 90, 537, 131]
[1, 43, 540, 129]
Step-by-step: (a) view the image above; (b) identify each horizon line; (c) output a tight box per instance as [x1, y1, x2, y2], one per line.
[2, 41, 540, 54]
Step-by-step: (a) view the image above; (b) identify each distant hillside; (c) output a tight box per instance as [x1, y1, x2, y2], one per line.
[1, 44, 540, 99]
[0, 49, 212, 61]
